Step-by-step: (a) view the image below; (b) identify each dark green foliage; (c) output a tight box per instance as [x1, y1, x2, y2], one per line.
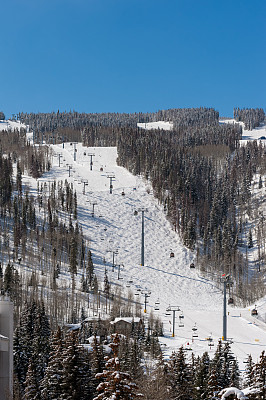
[168, 346, 193, 400]
[14, 301, 51, 392]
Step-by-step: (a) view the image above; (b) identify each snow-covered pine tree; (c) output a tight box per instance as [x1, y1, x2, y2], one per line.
[93, 333, 143, 400]
[193, 351, 210, 400]
[244, 354, 255, 388]
[253, 351, 266, 400]
[167, 346, 193, 400]
[40, 327, 64, 400]
[23, 360, 40, 400]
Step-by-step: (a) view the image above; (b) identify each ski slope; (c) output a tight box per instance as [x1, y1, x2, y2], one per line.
[22, 138, 266, 371]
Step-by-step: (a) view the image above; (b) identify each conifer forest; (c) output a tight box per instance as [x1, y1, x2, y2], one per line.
[0, 107, 265, 399]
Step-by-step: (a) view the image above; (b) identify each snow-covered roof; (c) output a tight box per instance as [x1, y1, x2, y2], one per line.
[110, 317, 141, 325]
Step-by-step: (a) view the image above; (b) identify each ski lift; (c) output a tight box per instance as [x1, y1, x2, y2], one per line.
[190, 263, 195, 268]
[121, 191, 125, 196]
[170, 252, 175, 258]
[192, 324, 198, 337]
[165, 312, 171, 316]
[228, 297, 234, 305]
[154, 299, 160, 311]
[251, 308, 258, 316]
[128, 279, 133, 284]
[126, 281, 131, 288]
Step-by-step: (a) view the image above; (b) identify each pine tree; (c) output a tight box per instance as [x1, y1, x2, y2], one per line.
[229, 359, 240, 388]
[244, 354, 255, 388]
[93, 333, 143, 400]
[167, 346, 193, 400]
[248, 229, 253, 248]
[253, 351, 266, 400]
[23, 360, 40, 400]
[41, 327, 64, 400]
[193, 352, 210, 400]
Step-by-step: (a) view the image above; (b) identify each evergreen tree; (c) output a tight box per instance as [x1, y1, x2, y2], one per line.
[41, 327, 64, 400]
[93, 333, 143, 400]
[244, 354, 255, 387]
[253, 351, 266, 400]
[167, 346, 193, 400]
[23, 360, 40, 400]
[193, 352, 210, 400]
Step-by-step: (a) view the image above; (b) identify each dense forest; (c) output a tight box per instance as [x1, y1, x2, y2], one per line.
[12, 300, 266, 400]
[0, 107, 265, 399]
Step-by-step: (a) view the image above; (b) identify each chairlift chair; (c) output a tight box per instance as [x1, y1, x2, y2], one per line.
[121, 191, 125, 196]
[190, 263, 195, 268]
[134, 210, 138, 216]
[251, 308, 258, 316]
[170, 252, 175, 258]
[228, 297, 234, 305]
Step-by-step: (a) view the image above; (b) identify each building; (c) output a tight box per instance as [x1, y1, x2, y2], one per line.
[110, 317, 144, 335]
[0, 297, 13, 400]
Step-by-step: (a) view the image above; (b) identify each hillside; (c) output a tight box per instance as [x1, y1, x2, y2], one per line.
[20, 133, 266, 370]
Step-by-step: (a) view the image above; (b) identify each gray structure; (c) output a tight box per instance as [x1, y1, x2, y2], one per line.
[0, 297, 13, 400]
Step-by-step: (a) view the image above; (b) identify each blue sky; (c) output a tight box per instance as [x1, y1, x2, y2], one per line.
[1, 0, 265, 118]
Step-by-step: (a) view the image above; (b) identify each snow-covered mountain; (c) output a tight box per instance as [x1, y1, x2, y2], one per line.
[19, 123, 266, 370]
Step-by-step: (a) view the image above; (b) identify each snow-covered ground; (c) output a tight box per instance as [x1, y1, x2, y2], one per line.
[23, 139, 265, 371]
[0, 119, 26, 131]
[137, 121, 173, 130]
[220, 119, 266, 144]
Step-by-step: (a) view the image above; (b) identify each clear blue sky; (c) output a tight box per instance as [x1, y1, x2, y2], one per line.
[1, 0, 265, 118]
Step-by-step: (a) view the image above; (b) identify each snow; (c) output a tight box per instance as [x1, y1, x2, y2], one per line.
[0, 119, 27, 131]
[110, 317, 141, 324]
[137, 121, 173, 130]
[11, 120, 266, 371]
[220, 119, 266, 145]
[219, 387, 248, 399]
